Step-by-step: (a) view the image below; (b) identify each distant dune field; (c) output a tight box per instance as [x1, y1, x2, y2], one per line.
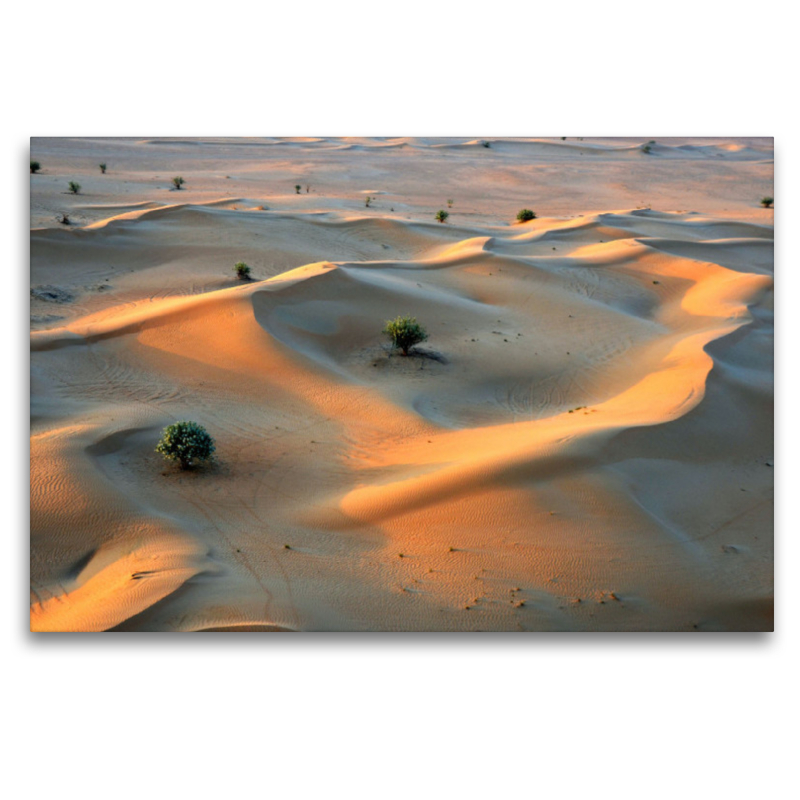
[30, 137, 773, 631]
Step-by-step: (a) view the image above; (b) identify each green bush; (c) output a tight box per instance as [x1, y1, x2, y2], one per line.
[761, 196, 774, 208]
[233, 261, 251, 280]
[383, 315, 428, 356]
[447, 198, 454, 208]
[156, 421, 215, 470]
[68, 181, 80, 194]
[481, 140, 491, 148]
[365, 195, 372, 208]
[295, 184, 301, 194]
[30, 160, 41, 174]
[99, 163, 107, 174]
[172, 176, 185, 190]
[516, 209, 536, 222]
[435, 209, 449, 223]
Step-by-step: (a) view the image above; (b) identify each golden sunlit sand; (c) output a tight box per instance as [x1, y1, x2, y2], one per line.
[30, 137, 773, 631]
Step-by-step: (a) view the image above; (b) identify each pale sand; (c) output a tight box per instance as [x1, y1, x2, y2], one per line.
[29, 137, 773, 631]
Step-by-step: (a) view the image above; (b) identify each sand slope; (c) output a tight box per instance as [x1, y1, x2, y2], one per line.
[30, 137, 773, 631]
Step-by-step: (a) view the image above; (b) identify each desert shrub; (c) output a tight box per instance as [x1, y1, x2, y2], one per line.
[481, 140, 491, 148]
[99, 163, 107, 174]
[516, 209, 536, 222]
[172, 176, 185, 190]
[447, 198, 454, 208]
[383, 315, 428, 356]
[156, 421, 215, 470]
[56, 213, 70, 225]
[365, 195, 372, 208]
[68, 181, 80, 194]
[30, 160, 41, 174]
[435, 209, 449, 223]
[642, 142, 654, 154]
[233, 261, 251, 280]
[295, 184, 301, 194]
[761, 196, 774, 208]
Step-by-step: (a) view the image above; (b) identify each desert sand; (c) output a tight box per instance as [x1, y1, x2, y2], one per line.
[29, 137, 773, 631]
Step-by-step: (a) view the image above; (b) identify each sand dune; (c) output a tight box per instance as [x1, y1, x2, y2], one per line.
[29, 137, 773, 631]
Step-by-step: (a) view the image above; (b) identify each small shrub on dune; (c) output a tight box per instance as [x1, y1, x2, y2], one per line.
[447, 198, 454, 208]
[516, 209, 536, 222]
[761, 196, 773, 208]
[56, 213, 70, 225]
[233, 261, 251, 280]
[68, 181, 81, 194]
[383, 315, 428, 356]
[99, 163, 107, 174]
[30, 160, 41, 174]
[435, 209, 449, 223]
[481, 140, 491, 148]
[365, 195, 372, 208]
[172, 176, 185, 190]
[156, 421, 215, 470]
[295, 184, 301, 194]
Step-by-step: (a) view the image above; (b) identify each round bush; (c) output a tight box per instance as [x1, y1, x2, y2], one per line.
[516, 209, 536, 222]
[435, 210, 449, 223]
[234, 261, 251, 280]
[383, 315, 428, 356]
[156, 421, 215, 470]
[761, 196, 773, 208]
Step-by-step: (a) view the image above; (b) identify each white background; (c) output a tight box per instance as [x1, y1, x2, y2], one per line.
[4, 2, 795, 798]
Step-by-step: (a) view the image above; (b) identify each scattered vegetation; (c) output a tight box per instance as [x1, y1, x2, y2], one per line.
[383, 315, 429, 356]
[295, 184, 301, 194]
[56, 213, 70, 225]
[435, 209, 449, 223]
[155, 421, 215, 470]
[233, 261, 251, 280]
[761, 196, 774, 208]
[172, 176, 185, 190]
[516, 209, 536, 222]
[68, 181, 81, 194]
[30, 160, 41, 174]
[99, 163, 107, 174]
